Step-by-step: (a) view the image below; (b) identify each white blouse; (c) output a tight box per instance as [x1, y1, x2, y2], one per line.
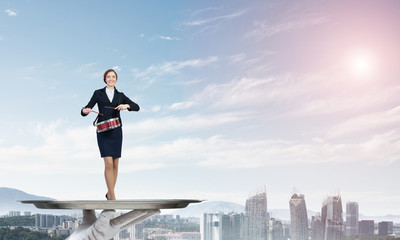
[106, 88, 114, 102]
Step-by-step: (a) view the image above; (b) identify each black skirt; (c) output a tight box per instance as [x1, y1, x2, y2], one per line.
[96, 126, 123, 158]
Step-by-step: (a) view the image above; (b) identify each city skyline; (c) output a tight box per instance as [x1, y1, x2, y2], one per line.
[1, 0, 400, 216]
[2, 186, 400, 223]
[2, 210, 398, 239]
[199, 192, 398, 240]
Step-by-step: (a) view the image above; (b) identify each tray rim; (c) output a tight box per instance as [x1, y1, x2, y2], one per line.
[20, 199, 203, 210]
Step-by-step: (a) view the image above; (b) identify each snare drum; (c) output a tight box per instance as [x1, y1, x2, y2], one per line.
[96, 117, 121, 133]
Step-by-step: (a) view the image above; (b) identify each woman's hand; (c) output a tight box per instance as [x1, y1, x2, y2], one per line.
[82, 108, 93, 114]
[116, 104, 130, 111]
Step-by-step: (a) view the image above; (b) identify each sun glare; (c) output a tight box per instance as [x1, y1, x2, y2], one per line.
[354, 57, 370, 73]
[348, 50, 376, 77]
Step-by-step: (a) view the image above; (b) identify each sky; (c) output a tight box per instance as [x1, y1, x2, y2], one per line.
[1, 0, 400, 217]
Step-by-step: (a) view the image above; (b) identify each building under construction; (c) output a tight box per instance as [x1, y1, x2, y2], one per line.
[321, 195, 345, 240]
[289, 193, 308, 240]
[243, 187, 269, 240]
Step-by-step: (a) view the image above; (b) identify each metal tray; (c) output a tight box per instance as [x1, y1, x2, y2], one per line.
[21, 199, 202, 210]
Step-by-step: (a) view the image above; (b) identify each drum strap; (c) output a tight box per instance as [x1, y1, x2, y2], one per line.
[92, 115, 99, 126]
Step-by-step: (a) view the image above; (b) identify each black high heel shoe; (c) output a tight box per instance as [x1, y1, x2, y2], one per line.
[105, 193, 109, 200]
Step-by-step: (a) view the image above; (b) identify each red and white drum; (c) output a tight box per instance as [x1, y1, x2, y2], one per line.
[96, 118, 121, 133]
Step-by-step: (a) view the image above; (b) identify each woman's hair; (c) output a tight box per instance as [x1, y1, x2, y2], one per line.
[103, 69, 118, 83]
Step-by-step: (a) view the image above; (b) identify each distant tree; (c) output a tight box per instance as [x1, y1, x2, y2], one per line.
[0, 227, 65, 240]
[0, 216, 35, 227]
[347, 235, 400, 240]
[143, 218, 200, 232]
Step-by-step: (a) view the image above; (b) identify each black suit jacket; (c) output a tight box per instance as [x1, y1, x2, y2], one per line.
[81, 87, 139, 125]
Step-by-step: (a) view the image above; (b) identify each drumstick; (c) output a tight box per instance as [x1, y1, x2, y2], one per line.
[82, 107, 103, 115]
[104, 106, 116, 109]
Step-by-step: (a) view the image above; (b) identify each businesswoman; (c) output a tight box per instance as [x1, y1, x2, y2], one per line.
[81, 69, 140, 200]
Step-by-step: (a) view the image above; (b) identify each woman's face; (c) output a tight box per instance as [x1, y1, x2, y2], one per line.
[105, 71, 117, 88]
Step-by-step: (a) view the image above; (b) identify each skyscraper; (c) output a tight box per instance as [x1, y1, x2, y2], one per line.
[269, 218, 285, 240]
[134, 223, 144, 239]
[244, 188, 269, 240]
[311, 214, 324, 240]
[345, 202, 359, 236]
[230, 213, 242, 240]
[359, 220, 374, 236]
[221, 214, 231, 240]
[202, 212, 222, 240]
[202, 212, 242, 240]
[378, 221, 393, 236]
[321, 195, 345, 240]
[289, 193, 309, 240]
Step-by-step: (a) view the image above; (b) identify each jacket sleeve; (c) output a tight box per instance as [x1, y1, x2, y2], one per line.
[81, 91, 98, 116]
[121, 92, 140, 112]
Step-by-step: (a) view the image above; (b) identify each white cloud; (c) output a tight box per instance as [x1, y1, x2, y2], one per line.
[123, 112, 248, 136]
[192, 76, 280, 109]
[74, 62, 103, 80]
[174, 78, 204, 86]
[157, 35, 180, 41]
[184, 10, 246, 26]
[0, 111, 246, 174]
[246, 15, 329, 40]
[326, 105, 400, 139]
[122, 130, 400, 171]
[2, 108, 400, 175]
[151, 105, 162, 112]
[191, 71, 400, 120]
[0, 123, 100, 174]
[5, 9, 17, 16]
[133, 56, 218, 84]
[0, 36, 3, 41]
[189, 6, 223, 17]
[168, 101, 195, 110]
[182, 8, 246, 36]
[199, 134, 400, 168]
[229, 53, 246, 63]
[113, 66, 121, 71]
[139, 33, 145, 38]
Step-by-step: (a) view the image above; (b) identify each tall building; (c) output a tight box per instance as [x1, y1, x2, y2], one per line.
[35, 214, 41, 228]
[289, 193, 308, 240]
[202, 212, 242, 240]
[321, 195, 345, 240]
[8, 211, 21, 217]
[40, 214, 47, 228]
[359, 220, 374, 236]
[35, 214, 61, 229]
[46, 215, 55, 228]
[134, 223, 144, 239]
[230, 213, 242, 240]
[244, 188, 269, 240]
[221, 214, 231, 240]
[118, 228, 130, 239]
[311, 214, 324, 240]
[269, 218, 284, 240]
[202, 212, 223, 240]
[378, 221, 393, 236]
[345, 202, 359, 236]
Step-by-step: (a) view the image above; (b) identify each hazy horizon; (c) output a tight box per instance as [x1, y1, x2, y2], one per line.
[1, 0, 400, 216]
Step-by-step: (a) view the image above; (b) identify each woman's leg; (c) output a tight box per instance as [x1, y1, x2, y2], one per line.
[112, 158, 119, 191]
[104, 157, 116, 200]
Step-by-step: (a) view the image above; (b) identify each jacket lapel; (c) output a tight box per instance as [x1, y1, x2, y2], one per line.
[111, 88, 119, 105]
[102, 87, 118, 104]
